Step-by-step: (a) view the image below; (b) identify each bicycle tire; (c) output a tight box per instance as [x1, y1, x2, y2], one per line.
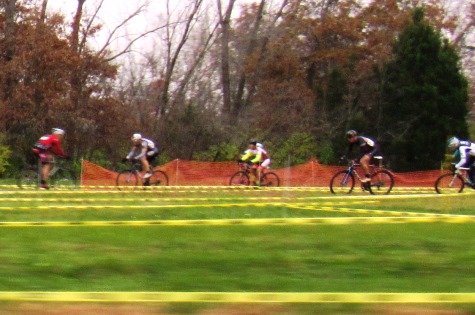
[330, 170, 355, 194]
[149, 170, 169, 186]
[17, 167, 39, 189]
[50, 168, 77, 189]
[261, 172, 280, 187]
[368, 169, 394, 195]
[229, 171, 251, 186]
[434, 173, 464, 194]
[116, 171, 138, 189]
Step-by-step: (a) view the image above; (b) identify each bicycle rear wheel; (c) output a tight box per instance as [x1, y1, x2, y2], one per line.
[17, 168, 39, 189]
[369, 170, 394, 195]
[229, 171, 250, 186]
[330, 170, 355, 194]
[261, 172, 280, 187]
[116, 171, 138, 189]
[149, 170, 169, 186]
[51, 169, 77, 189]
[435, 173, 464, 194]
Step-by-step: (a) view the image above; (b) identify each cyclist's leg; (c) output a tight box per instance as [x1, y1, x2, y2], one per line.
[468, 157, 475, 183]
[143, 153, 158, 185]
[250, 164, 258, 185]
[40, 152, 53, 188]
[258, 159, 271, 186]
[360, 154, 372, 183]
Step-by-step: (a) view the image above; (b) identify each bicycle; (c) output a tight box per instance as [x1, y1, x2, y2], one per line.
[329, 156, 394, 195]
[434, 165, 475, 194]
[17, 158, 76, 189]
[229, 161, 280, 187]
[116, 160, 169, 189]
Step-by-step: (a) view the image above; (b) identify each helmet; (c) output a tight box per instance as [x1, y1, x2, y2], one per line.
[256, 143, 264, 148]
[52, 128, 65, 135]
[447, 137, 460, 151]
[346, 130, 357, 139]
[131, 133, 142, 141]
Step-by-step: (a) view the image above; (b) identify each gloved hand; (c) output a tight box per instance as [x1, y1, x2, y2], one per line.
[122, 157, 129, 163]
[454, 168, 461, 175]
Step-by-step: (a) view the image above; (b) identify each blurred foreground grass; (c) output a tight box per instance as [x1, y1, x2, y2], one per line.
[0, 188, 474, 314]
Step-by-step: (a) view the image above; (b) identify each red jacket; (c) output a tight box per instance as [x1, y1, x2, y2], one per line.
[35, 134, 67, 157]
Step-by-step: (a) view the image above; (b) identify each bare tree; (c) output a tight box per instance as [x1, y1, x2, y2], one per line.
[217, 0, 236, 123]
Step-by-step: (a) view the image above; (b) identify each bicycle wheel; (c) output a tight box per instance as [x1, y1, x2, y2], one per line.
[17, 168, 39, 189]
[435, 173, 464, 194]
[261, 172, 280, 187]
[51, 169, 77, 189]
[330, 170, 355, 194]
[229, 171, 250, 186]
[116, 171, 138, 189]
[149, 170, 169, 186]
[368, 169, 394, 195]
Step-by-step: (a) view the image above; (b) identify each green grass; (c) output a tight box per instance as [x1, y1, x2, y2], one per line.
[0, 224, 474, 292]
[0, 188, 474, 313]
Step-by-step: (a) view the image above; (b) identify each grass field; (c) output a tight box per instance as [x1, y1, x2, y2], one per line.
[0, 186, 474, 314]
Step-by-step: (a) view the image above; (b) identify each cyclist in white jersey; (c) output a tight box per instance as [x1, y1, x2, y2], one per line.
[125, 133, 159, 185]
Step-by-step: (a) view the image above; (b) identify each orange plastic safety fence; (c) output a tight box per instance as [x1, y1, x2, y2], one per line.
[81, 159, 446, 187]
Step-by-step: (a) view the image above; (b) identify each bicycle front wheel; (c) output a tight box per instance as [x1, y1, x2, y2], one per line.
[229, 171, 250, 186]
[17, 168, 39, 189]
[261, 172, 280, 187]
[435, 173, 464, 194]
[330, 170, 355, 194]
[369, 170, 394, 195]
[116, 171, 138, 189]
[51, 169, 76, 189]
[150, 170, 169, 186]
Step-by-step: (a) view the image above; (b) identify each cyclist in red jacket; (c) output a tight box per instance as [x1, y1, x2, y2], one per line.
[32, 128, 69, 189]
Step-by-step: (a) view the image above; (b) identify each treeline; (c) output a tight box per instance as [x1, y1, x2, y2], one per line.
[0, 0, 472, 175]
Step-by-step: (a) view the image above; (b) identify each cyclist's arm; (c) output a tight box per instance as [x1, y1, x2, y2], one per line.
[50, 140, 67, 157]
[126, 147, 138, 160]
[251, 152, 262, 164]
[241, 151, 253, 161]
[455, 147, 469, 169]
[134, 147, 147, 159]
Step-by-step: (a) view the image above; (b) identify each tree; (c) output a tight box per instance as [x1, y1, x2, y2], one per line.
[381, 8, 469, 171]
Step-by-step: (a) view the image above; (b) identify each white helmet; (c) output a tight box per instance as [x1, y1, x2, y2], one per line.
[256, 143, 264, 148]
[447, 137, 460, 151]
[52, 128, 65, 135]
[131, 133, 142, 141]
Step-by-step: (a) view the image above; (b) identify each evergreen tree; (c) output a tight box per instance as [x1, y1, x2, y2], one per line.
[381, 8, 468, 171]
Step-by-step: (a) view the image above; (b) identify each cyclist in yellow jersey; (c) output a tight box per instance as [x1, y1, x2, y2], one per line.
[240, 140, 270, 185]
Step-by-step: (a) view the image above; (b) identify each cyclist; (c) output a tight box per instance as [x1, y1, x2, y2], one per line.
[343, 130, 380, 183]
[256, 142, 272, 184]
[125, 133, 159, 186]
[239, 140, 269, 185]
[32, 128, 69, 189]
[447, 137, 475, 184]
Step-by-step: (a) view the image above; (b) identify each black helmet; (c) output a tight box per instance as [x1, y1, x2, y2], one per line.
[346, 130, 357, 139]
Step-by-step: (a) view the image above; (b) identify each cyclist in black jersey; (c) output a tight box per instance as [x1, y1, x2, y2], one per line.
[344, 130, 380, 183]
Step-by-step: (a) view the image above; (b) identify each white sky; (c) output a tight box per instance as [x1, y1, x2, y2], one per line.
[45, 0, 258, 54]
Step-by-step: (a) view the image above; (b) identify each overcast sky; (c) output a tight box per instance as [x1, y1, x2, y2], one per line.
[46, 0, 257, 53]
